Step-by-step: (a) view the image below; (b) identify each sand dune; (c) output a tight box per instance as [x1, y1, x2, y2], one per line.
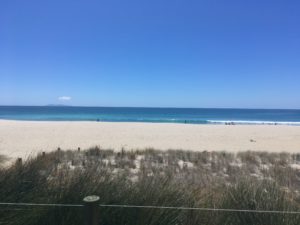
[0, 120, 300, 159]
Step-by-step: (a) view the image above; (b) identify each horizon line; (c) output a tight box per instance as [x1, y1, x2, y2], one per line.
[0, 105, 300, 110]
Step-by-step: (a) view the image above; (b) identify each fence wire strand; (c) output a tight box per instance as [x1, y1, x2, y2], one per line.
[1, 202, 300, 214]
[0, 202, 83, 207]
[98, 204, 300, 214]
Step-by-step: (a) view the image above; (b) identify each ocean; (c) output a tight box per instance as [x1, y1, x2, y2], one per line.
[0, 106, 300, 125]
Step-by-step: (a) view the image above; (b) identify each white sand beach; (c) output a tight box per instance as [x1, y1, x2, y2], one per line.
[0, 120, 300, 160]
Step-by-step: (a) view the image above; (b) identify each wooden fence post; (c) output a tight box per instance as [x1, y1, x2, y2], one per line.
[83, 195, 100, 225]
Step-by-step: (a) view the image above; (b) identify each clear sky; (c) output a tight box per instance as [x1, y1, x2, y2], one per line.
[0, 0, 299, 108]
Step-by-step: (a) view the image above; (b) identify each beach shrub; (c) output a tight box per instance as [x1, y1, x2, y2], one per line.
[0, 148, 300, 225]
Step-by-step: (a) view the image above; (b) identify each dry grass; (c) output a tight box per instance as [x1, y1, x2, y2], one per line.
[0, 147, 300, 225]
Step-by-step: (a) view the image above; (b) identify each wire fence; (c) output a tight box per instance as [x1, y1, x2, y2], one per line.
[0, 202, 83, 207]
[1, 197, 300, 225]
[1, 201, 300, 214]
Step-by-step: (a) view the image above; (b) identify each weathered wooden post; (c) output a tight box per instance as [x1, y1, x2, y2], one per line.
[83, 195, 100, 225]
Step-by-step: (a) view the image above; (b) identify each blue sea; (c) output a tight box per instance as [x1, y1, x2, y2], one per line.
[0, 106, 300, 125]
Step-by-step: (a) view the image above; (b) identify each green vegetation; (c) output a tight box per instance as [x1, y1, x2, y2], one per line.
[1, 147, 300, 225]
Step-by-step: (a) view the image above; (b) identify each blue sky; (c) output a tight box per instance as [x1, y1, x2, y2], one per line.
[0, 0, 299, 108]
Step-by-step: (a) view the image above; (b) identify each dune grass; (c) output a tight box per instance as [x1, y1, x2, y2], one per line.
[0, 147, 300, 225]
[0, 154, 8, 166]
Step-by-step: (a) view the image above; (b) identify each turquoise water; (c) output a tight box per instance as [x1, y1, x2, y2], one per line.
[0, 106, 300, 125]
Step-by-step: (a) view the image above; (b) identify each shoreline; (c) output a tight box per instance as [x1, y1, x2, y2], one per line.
[1, 119, 300, 126]
[1, 120, 300, 160]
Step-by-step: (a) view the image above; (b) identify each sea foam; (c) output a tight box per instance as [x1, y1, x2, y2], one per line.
[207, 120, 300, 125]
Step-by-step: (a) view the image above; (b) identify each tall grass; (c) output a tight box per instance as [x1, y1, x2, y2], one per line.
[0, 148, 300, 225]
[0, 154, 8, 168]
